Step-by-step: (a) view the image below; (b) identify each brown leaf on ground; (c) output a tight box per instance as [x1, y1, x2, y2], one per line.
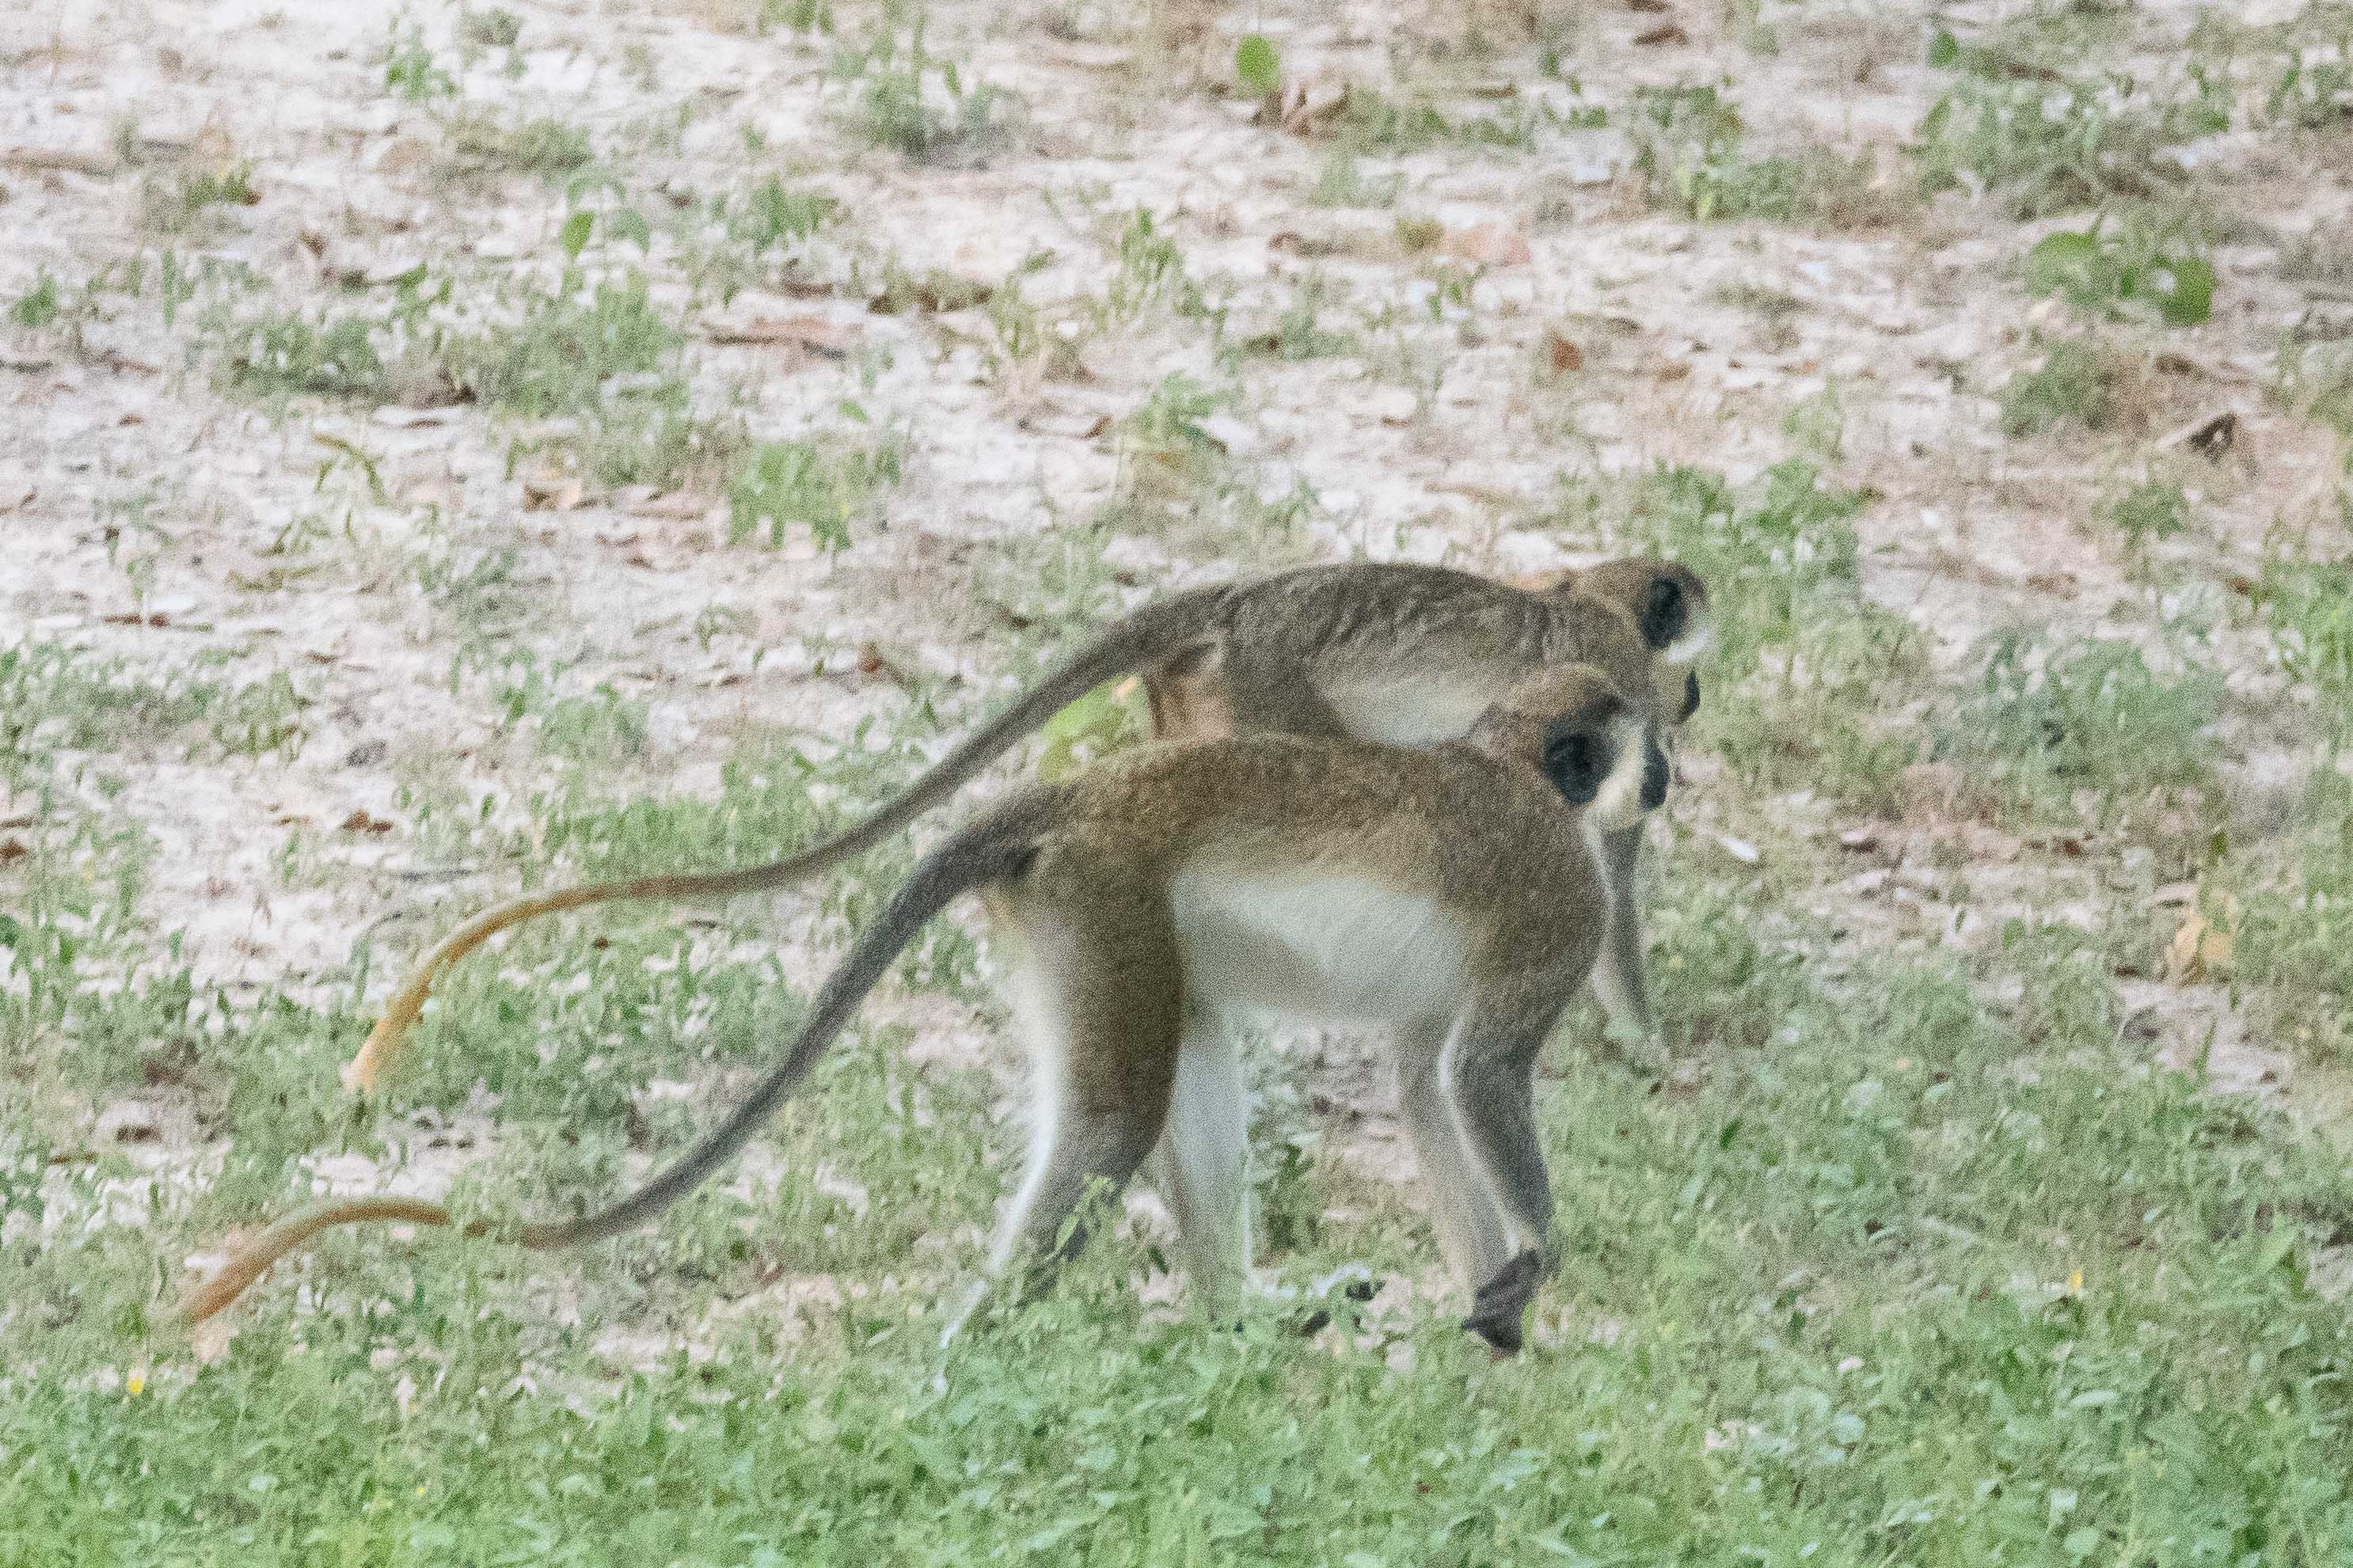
[337, 809, 395, 835]
[521, 473, 589, 511]
[1444, 222, 1533, 268]
[2165, 898, 2238, 984]
[1635, 22, 1691, 45]
[704, 313, 858, 358]
[1543, 328, 1583, 375]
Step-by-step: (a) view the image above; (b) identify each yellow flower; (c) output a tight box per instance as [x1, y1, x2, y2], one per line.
[2066, 1269, 2085, 1297]
[125, 1373, 145, 1396]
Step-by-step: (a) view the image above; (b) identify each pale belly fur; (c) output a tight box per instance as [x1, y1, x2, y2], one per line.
[1167, 864, 1472, 1027]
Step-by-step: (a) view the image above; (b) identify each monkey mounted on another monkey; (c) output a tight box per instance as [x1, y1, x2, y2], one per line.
[336, 555, 1712, 1095]
[184, 655, 1674, 1354]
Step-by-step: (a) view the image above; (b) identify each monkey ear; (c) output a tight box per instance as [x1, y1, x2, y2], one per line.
[1540, 727, 1608, 806]
[1639, 577, 1686, 652]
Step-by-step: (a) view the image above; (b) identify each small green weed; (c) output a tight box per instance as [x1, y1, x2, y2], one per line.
[842, 24, 1021, 167]
[218, 310, 391, 401]
[1104, 207, 1201, 323]
[1999, 340, 2121, 439]
[2022, 217, 2214, 326]
[1337, 88, 1535, 156]
[2231, 776, 2353, 1058]
[2256, 556, 2353, 719]
[459, 7, 523, 51]
[727, 419, 907, 550]
[382, 20, 458, 102]
[1311, 148, 1399, 208]
[1251, 272, 1356, 362]
[10, 270, 59, 329]
[2275, 337, 2353, 460]
[730, 175, 835, 252]
[537, 686, 653, 767]
[447, 271, 681, 418]
[2112, 476, 2191, 549]
[436, 112, 596, 188]
[0, 642, 309, 766]
[139, 161, 260, 234]
[1939, 631, 2223, 813]
[2264, 16, 2353, 128]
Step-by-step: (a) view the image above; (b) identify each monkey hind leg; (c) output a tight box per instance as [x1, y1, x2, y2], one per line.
[958, 908, 1183, 1339]
[1147, 1013, 1254, 1315]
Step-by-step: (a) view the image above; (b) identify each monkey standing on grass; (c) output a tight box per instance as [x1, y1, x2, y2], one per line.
[186, 663, 1668, 1354]
[339, 556, 1711, 1093]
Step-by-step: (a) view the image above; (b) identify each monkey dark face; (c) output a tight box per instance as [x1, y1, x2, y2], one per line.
[1640, 738, 1670, 811]
[1639, 577, 1687, 653]
[1541, 724, 1609, 806]
[1680, 669, 1701, 723]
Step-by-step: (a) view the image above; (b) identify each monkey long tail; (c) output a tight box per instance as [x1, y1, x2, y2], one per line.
[191, 826, 1041, 1326]
[341, 586, 1230, 1094]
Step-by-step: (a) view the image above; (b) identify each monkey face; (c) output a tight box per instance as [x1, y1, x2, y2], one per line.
[1641, 736, 1670, 811]
[1541, 723, 1611, 807]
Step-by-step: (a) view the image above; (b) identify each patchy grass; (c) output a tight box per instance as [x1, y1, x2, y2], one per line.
[1935, 631, 2224, 820]
[10, 817, 2353, 1560]
[1628, 85, 1910, 230]
[1915, 50, 2232, 218]
[1999, 339, 2128, 439]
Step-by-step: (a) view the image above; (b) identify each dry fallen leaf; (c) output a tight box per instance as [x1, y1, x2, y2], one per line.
[96, 1100, 162, 1144]
[0, 837, 29, 865]
[1044, 40, 1135, 70]
[1443, 221, 1534, 268]
[1268, 230, 1340, 258]
[521, 473, 589, 511]
[1635, 22, 1691, 44]
[1268, 74, 1349, 135]
[704, 313, 858, 358]
[2165, 896, 2239, 984]
[1017, 400, 1112, 440]
[1543, 328, 1583, 375]
[338, 809, 396, 835]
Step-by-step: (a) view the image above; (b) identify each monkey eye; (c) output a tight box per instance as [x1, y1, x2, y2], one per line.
[1541, 727, 1606, 805]
[1641, 579, 1686, 651]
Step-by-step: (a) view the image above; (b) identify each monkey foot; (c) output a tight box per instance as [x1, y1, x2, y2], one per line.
[1462, 1249, 1541, 1354]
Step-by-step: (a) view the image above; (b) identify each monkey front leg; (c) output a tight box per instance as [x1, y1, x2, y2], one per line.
[1588, 823, 1665, 1076]
[1431, 1016, 1561, 1355]
[1394, 1016, 1554, 1354]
